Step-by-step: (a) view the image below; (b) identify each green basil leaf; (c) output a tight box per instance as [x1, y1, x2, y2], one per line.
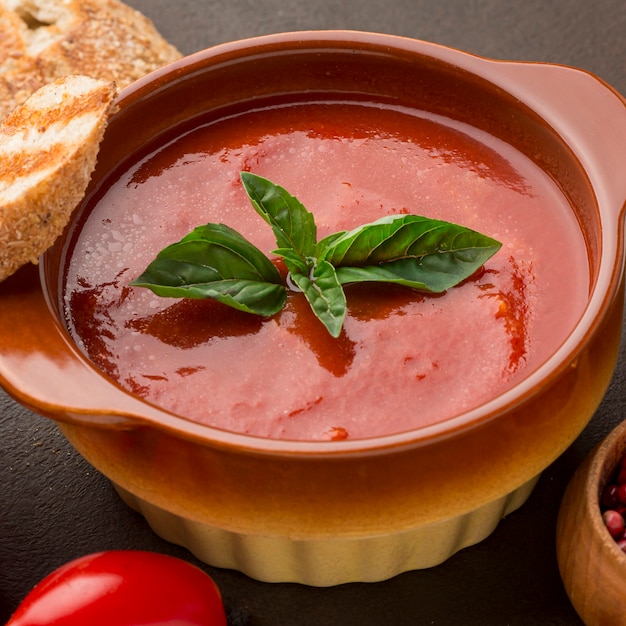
[315, 231, 347, 256]
[130, 223, 286, 316]
[321, 214, 501, 292]
[288, 259, 347, 338]
[272, 247, 311, 276]
[333, 253, 481, 293]
[240, 171, 317, 258]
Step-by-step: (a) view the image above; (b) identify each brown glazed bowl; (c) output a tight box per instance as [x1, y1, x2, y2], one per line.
[0, 32, 625, 586]
[557, 420, 626, 625]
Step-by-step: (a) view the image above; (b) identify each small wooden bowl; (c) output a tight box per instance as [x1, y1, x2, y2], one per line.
[557, 420, 626, 625]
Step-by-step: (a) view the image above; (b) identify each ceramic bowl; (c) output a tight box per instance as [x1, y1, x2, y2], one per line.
[0, 32, 625, 586]
[557, 420, 626, 626]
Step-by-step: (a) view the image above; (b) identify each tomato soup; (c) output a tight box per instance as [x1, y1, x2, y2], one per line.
[63, 101, 589, 441]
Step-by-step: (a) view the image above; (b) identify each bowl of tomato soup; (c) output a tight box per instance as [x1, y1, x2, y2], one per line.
[0, 32, 624, 586]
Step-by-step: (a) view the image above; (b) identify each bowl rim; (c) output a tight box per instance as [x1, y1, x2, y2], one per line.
[30, 30, 626, 455]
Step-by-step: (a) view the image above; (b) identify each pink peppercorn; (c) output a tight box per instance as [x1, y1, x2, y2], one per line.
[600, 451, 626, 549]
[603, 510, 625, 537]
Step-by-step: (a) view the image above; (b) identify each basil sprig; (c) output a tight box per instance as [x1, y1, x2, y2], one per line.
[131, 172, 502, 337]
[129, 222, 286, 317]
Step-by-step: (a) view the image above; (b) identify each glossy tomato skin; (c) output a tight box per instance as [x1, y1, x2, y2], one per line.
[6, 550, 227, 626]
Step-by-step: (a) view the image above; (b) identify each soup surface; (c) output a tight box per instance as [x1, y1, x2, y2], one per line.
[64, 101, 589, 440]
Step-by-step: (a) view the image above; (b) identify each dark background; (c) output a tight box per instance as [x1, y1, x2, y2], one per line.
[1, 1, 625, 624]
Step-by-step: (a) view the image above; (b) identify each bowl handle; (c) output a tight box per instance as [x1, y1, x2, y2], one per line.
[0, 265, 152, 428]
[483, 59, 626, 222]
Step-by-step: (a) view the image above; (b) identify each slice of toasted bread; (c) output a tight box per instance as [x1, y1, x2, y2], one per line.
[0, 75, 117, 281]
[0, 0, 181, 120]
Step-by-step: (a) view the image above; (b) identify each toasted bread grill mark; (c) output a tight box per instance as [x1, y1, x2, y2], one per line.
[0, 80, 117, 201]
[0, 120, 93, 202]
[0, 75, 117, 281]
[0, 7, 30, 73]
[2, 81, 116, 133]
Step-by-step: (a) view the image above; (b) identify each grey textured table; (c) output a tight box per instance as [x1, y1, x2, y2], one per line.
[1, 1, 625, 624]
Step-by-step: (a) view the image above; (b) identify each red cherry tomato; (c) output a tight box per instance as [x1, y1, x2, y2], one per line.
[6, 550, 227, 626]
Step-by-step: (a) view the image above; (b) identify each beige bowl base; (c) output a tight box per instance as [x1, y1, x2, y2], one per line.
[112, 474, 539, 586]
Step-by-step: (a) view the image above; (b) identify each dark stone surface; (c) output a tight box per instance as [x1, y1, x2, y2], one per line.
[1, 2, 624, 624]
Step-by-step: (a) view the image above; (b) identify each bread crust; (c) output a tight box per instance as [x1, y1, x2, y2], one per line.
[0, 75, 117, 281]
